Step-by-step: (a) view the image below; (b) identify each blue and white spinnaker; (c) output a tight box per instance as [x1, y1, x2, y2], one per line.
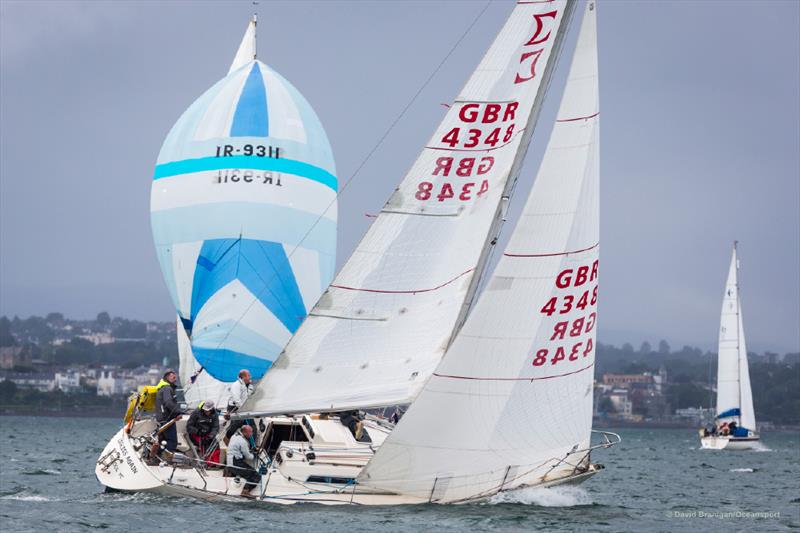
[150, 18, 337, 405]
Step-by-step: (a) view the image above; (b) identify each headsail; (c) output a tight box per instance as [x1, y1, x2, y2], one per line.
[151, 20, 338, 406]
[242, 0, 577, 416]
[716, 244, 756, 431]
[359, 1, 600, 502]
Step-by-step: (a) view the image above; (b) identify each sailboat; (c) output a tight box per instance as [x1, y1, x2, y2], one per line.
[96, 0, 619, 504]
[700, 242, 760, 450]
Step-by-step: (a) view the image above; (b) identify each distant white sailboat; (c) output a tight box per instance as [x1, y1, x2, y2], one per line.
[700, 242, 760, 450]
[96, 0, 619, 504]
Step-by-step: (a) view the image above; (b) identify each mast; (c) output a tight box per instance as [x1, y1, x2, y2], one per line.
[734, 240, 742, 425]
[447, 1, 578, 347]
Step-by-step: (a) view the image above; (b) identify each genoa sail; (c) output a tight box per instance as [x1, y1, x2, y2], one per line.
[359, 1, 600, 502]
[151, 19, 338, 406]
[716, 244, 756, 431]
[242, 0, 578, 416]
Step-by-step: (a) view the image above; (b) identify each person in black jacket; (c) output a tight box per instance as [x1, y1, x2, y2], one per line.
[155, 370, 182, 453]
[187, 401, 220, 465]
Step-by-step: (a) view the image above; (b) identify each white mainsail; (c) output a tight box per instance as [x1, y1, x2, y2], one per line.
[243, 0, 578, 415]
[716, 244, 756, 431]
[359, 1, 600, 502]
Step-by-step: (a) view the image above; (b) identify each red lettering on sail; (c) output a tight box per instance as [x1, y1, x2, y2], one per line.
[514, 10, 558, 85]
[514, 49, 544, 85]
[524, 10, 557, 46]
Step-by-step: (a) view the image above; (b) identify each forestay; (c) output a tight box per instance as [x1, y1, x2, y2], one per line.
[716, 245, 756, 431]
[243, 0, 576, 415]
[359, 2, 600, 502]
[151, 20, 338, 406]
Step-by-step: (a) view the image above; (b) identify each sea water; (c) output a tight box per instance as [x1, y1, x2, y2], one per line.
[0, 417, 797, 532]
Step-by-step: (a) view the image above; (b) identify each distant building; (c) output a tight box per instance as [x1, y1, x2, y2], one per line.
[608, 388, 634, 418]
[0, 371, 55, 392]
[675, 407, 715, 424]
[598, 370, 670, 420]
[54, 370, 82, 393]
[603, 374, 655, 387]
[77, 333, 115, 346]
[0, 346, 31, 369]
[97, 370, 127, 396]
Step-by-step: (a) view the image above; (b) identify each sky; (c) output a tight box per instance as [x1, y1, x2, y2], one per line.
[1, 0, 798, 354]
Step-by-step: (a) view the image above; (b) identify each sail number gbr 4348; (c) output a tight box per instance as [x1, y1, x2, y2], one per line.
[417, 101, 518, 203]
[533, 260, 598, 367]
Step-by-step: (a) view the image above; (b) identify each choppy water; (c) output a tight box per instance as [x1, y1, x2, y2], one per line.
[0, 417, 797, 532]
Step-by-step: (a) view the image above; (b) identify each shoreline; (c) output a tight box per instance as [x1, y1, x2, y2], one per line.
[1, 410, 798, 432]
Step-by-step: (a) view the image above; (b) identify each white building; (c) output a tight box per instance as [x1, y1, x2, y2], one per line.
[97, 370, 128, 396]
[609, 389, 633, 417]
[1, 372, 55, 392]
[77, 333, 115, 346]
[54, 370, 82, 392]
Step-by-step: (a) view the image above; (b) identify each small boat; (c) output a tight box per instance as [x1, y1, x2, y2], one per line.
[97, 0, 620, 504]
[700, 242, 760, 450]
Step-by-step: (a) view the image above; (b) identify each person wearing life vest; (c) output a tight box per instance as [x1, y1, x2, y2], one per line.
[155, 369, 183, 454]
[187, 400, 220, 466]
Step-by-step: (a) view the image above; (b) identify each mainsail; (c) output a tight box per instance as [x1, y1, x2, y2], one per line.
[716, 244, 756, 431]
[151, 18, 338, 405]
[360, 1, 600, 502]
[243, 0, 577, 416]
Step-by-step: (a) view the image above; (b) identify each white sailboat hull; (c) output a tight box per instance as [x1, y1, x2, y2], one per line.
[96, 417, 606, 505]
[700, 435, 761, 451]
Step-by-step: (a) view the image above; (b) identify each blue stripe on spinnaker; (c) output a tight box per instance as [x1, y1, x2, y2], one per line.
[191, 347, 273, 382]
[153, 156, 337, 192]
[231, 64, 269, 137]
[190, 238, 307, 334]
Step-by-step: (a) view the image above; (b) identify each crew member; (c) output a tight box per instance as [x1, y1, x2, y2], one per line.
[186, 400, 220, 466]
[155, 369, 183, 454]
[338, 410, 371, 443]
[226, 425, 261, 498]
[225, 369, 254, 441]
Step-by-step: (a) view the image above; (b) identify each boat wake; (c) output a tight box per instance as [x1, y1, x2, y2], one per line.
[488, 486, 592, 507]
[729, 468, 755, 473]
[0, 490, 52, 502]
[21, 469, 61, 476]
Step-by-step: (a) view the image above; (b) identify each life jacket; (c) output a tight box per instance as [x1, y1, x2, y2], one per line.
[122, 380, 168, 425]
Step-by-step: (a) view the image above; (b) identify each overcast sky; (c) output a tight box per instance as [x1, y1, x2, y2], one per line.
[1, 0, 798, 353]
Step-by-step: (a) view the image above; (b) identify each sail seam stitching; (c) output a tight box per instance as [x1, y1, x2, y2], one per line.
[433, 362, 594, 381]
[330, 268, 474, 294]
[504, 242, 599, 257]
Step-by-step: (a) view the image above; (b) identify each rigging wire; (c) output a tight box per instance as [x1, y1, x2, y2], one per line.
[186, 0, 495, 391]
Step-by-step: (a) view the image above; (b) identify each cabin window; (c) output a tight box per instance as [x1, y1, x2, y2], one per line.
[305, 476, 355, 485]
[261, 422, 309, 459]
